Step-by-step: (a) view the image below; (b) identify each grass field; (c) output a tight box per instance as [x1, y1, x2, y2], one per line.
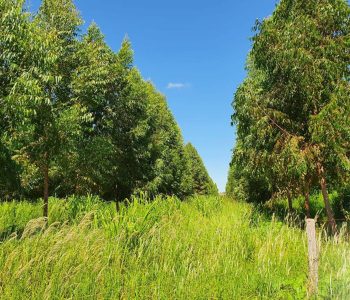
[0, 195, 349, 299]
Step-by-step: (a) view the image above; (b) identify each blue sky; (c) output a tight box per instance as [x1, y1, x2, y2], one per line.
[27, 0, 278, 192]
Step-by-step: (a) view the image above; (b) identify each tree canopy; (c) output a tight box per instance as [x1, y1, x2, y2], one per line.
[227, 0, 350, 234]
[0, 0, 216, 215]
[184, 143, 218, 196]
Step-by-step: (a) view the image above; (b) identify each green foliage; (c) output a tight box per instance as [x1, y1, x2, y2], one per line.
[184, 143, 218, 195]
[0, 0, 208, 204]
[0, 142, 20, 199]
[138, 83, 193, 198]
[227, 0, 350, 229]
[0, 196, 348, 299]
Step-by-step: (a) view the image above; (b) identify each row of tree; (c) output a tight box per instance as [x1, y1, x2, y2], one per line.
[226, 0, 350, 234]
[0, 0, 218, 215]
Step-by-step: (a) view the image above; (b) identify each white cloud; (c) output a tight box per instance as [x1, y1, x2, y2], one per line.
[166, 82, 190, 89]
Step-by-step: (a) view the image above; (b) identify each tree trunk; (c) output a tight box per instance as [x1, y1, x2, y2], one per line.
[316, 162, 337, 235]
[43, 162, 49, 218]
[304, 181, 311, 218]
[115, 183, 120, 212]
[116, 201, 120, 212]
[287, 191, 293, 212]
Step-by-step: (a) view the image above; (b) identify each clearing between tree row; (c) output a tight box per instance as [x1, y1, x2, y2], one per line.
[0, 195, 349, 299]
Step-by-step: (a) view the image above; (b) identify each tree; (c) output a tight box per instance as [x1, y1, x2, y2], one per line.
[3, 0, 89, 217]
[0, 0, 207, 205]
[0, 0, 29, 199]
[36, 0, 83, 104]
[141, 83, 194, 199]
[184, 143, 218, 195]
[227, 62, 274, 204]
[63, 23, 117, 197]
[228, 0, 350, 234]
[252, 0, 350, 234]
[109, 43, 156, 200]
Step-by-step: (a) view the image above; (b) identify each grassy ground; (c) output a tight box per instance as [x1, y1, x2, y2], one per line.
[0, 195, 349, 299]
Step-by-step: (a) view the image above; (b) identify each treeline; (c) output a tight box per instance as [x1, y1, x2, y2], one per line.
[226, 0, 350, 234]
[0, 0, 218, 215]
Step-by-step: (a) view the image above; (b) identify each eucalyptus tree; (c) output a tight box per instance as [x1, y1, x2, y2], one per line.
[6, 27, 88, 217]
[140, 83, 195, 199]
[0, 0, 208, 205]
[0, 0, 29, 198]
[66, 23, 117, 196]
[228, 62, 311, 213]
[3, 0, 89, 217]
[249, 0, 350, 233]
[184, 143, 218, 195]
[36, 0, 83, 103]
[227, 61, 275, 204]
[109, 46, 155, 200]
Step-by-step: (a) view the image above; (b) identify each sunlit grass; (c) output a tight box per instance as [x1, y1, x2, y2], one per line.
[0, 196, 349, 299]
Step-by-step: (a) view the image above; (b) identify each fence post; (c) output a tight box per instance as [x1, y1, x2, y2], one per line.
[306, 218, 318, 297]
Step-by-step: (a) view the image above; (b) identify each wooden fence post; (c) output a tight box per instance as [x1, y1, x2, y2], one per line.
[306, 218, 318, 297]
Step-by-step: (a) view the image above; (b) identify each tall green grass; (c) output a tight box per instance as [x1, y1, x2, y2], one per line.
[265, 191, 350, 225]
[0, 196, 349, 299]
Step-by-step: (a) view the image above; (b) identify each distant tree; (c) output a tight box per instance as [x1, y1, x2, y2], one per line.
[109, 46, 156, 200]
[138, 84, 194, 199]
[63, 23, 117, 196]
[184, 143, 218, 195]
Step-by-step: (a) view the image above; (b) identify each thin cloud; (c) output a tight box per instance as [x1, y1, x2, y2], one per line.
[166, 82, 190, 89]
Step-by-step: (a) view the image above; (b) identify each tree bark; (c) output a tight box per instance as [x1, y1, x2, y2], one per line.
[43, 161, 49, 218]
[116, 201, 120, 212]
[304, 181, 311, 218]
[316, 162, 337, 235]
[287, 191, 293, 212]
